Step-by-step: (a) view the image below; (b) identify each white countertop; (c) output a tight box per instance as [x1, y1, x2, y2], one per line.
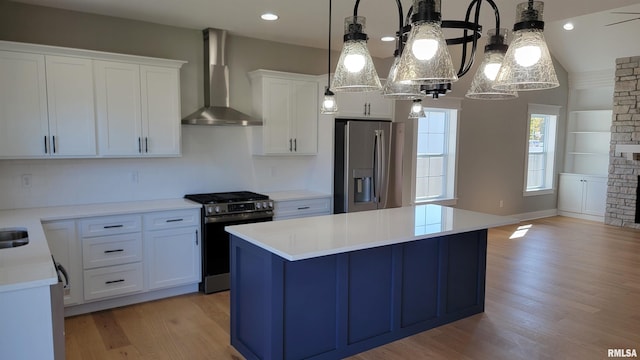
[226, 204, 519, 261]
[266, 190, 331, 201]
[0, 199, 201, 293]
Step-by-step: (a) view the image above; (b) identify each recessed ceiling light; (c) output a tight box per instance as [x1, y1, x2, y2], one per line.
[381, 36, 395, 42]
[261, 13, 279, 21]
[563, 22, 574, 31]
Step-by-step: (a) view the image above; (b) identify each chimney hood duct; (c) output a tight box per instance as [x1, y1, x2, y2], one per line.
[182, 28, 261, 126]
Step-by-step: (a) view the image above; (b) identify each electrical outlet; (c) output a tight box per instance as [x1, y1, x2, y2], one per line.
[499, 200, 504, 208]
[131, 171, 139, 184]
[21, 174, 32, 188]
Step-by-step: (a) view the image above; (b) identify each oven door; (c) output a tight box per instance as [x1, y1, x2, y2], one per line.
[202, 214, 272, 294]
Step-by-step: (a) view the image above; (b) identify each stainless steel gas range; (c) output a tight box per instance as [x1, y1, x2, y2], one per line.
[184, 191, 273, 294]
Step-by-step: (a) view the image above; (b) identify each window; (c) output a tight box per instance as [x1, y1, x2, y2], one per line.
[413, 103, 459, 204]
[524, 104, 560, 195]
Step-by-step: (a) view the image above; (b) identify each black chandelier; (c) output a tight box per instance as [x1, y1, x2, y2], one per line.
[326, 0, 559, 112]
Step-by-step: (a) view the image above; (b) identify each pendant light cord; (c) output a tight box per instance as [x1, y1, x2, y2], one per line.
[327, 0, 332, 90]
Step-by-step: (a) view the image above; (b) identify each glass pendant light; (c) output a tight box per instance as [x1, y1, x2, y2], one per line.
[466, 28, 518, 100]
[331, 16, 381, 92]
[321, 0, 338, 114]
[383, 50, 425, 99]
[395, 0, 458, 84]
[408, 99, 426, 118]
[493, 1, 559, 91]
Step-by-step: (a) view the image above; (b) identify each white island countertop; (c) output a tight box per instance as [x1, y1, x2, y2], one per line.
[0, 199, 201, 293]
[226, 204, 519, 261]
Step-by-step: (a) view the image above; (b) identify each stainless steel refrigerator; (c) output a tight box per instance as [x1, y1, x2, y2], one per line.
[334, 119, 404, 213]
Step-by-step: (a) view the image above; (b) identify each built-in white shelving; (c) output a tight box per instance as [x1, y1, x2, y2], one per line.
[564, 110, 612, 175]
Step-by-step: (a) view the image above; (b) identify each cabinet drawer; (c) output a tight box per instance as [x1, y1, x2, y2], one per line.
[143, 209, 200, 231]
[274, 197, 331, 219]
[83, 262, 143, 301]
[80, 215, 141, 237]
[82, 233, 142, 269]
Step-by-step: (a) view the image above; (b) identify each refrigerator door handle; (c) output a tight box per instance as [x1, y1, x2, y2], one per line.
[373, 129, 385, 203]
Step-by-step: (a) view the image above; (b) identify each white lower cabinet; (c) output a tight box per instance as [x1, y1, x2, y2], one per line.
[144, 209, 200, 291]
[42, 220, 83, 306]
[144, 226, 200, 290]
[83, 262, 144, 301]
[558, 173, 607, 220]
[273, 196, 332, 220]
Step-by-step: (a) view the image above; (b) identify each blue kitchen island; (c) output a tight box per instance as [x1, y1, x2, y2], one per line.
[225, 204, 517, 360]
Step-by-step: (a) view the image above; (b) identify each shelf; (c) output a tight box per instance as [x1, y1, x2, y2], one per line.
[569, 131, 610, 134]
[568, 152, 609, 156]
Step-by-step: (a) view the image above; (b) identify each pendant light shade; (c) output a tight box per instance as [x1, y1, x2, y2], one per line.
[493, 1, 559, 91]
[382, 54, 424, 99]
[408, 99, 426, 118]
[466, 28, 518, 100]
[331, 16, 382, 92]
[395, 0, 458, 84]
[321, 88, 339, 114]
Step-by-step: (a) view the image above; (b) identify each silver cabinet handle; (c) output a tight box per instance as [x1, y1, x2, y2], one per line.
[138, 137, 142, 153]
[195, 229, 199, 246]
[294, 138, 297, 152]
[166, 218, 184, 223]
[289, 138, 293, 152]
[44, 136, 48, 154]
[297, 206, 310, 210]
[105, 279, 125, 285]
[145, 137, 149, 153]
[52, 135, 56, 154]
[363, 103, 367, 115]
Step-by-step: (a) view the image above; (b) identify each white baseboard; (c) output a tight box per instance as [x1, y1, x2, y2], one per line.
[511, 209, 558, 222]
[557, 211, 604, 223]
[64, 283, 199, 317]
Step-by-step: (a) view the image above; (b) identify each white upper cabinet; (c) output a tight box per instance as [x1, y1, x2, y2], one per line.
[0, 51, 49, 157]
[335, 84, 394, 119]
[0, 40, 184, 159]
[95, 61, 181, 157]
[140, 65, 181, 156]
[95, 61, 142, 156]
[250, 70, 318, 155]
[46, 56, 97, 156]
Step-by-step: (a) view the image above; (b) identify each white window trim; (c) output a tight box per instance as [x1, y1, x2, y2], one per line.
[523, 104, 561, 197]
[411, 98, 461, 205]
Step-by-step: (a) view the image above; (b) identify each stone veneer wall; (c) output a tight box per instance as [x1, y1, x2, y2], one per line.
[606, 56, 640, 229]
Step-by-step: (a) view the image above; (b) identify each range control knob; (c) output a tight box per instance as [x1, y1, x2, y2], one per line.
[268, 201, 274, 208]
[262, 201, 268, 209]
[206, 206, 213, 214]
[214, 206, 221, 213]
[256, 202, 262, 209]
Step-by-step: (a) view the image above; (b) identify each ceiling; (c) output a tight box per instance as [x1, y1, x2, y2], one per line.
[10, 0, 640, 75]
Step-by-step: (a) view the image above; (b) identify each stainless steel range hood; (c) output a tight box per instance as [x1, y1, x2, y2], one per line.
[182, 28, 261, 126]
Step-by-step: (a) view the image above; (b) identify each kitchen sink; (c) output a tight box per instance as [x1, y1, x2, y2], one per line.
[0, 228, 29, 248]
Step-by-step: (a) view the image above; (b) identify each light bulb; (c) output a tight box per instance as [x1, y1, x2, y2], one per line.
[411, 39, 439, 61]
[344, 54, 366, 73]
[411, 102, 422, 113]
[514, 45, 541, 67]
[323, 98, 335, 109]
[483, 62, 502, 81]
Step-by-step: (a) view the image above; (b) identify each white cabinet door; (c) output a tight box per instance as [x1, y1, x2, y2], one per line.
[45, 55, 96, 156]
[583, 176, 607, 216]
[95, 60, 143, 156]
[145, 226, 200, 290]
[558, 174, 583, 213]
[263, 77, 293, 154]
[336, 88, 393, 119]
[140, 65, 181, 156]
[0, 51, 49, 157]
[43, 220, 83, 306]
[250, 70, 318, 155]
[291, 80, 318, 154]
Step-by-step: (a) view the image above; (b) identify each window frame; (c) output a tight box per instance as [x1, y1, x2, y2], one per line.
[411, 99, 460, 205]
[523, 104, 561, 197]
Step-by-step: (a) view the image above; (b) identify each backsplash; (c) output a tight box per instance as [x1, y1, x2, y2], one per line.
[606, 56, 640, 229]
[0, 125, 332, 210]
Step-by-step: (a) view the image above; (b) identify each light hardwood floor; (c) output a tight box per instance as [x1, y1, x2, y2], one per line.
[65, 216, 640, 360]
